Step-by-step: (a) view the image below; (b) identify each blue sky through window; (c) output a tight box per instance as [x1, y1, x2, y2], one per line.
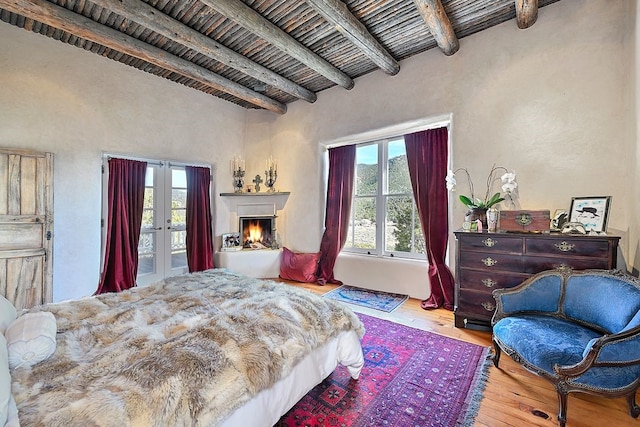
[357, 138, 405, 165]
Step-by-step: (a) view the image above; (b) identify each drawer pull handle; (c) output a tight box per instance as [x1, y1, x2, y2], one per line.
[482, 302, 495, 312]
[482, 238, 496, 247]
[482, 257, 497, 267]
[482, 278, 497, 288]
[555, 241, 575, 252]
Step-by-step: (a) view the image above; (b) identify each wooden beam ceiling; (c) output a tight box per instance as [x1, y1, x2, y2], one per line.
[413, 0, 459, 56]
[86, 0, 316, 103]
[305, 0, 400, 75]
[203, 0, 355, 90]
[515, 0, 539, 29]
[0, 0, 287, 114]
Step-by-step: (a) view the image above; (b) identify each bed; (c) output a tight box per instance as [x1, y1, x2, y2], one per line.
[1, 269, 365, 426]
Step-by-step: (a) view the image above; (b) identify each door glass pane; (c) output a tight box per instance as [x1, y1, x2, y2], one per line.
[356, 144, 377, 196]
[138, 232, 156, 275]
[387, 139, 411, 194]
[353, 197, 376, 249]
[171, 230, 187, 269]
[172, 169, 187, 228]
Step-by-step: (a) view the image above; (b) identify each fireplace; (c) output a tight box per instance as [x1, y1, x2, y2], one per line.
[239, 216, 276, 249]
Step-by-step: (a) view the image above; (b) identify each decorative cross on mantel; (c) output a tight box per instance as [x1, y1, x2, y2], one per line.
[252, 174, 263, 192]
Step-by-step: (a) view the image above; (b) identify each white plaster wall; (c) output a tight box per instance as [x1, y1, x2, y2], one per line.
[0, 24, 247, 301]
[247, 0, 636, 296]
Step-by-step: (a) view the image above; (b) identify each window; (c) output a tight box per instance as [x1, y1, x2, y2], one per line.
[102, 156, 207, 286]
[343, 138, 425, 258]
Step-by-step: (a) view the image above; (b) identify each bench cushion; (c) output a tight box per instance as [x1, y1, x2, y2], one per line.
[493, 314, 601, 376]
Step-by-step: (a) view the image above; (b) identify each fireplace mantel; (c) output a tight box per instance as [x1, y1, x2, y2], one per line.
[219, 191, 290, 212]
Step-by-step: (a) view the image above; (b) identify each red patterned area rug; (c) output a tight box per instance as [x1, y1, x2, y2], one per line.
[276, 313, 490, 427]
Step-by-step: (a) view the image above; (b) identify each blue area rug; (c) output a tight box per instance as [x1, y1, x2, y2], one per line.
[322, 285, 409, 312]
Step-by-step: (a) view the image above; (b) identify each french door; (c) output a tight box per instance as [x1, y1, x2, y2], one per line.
[137, 163, 188, 285]
[101, 157, 188, 287]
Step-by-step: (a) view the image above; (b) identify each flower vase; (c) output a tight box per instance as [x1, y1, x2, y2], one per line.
[465, 208, 488, 229]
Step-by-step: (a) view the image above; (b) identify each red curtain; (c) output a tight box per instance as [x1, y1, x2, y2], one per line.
[95, 158, 147, 294]
[405, 127, 455, 310]
[317, 145, 356, 285]
[186, 166, 214, 272]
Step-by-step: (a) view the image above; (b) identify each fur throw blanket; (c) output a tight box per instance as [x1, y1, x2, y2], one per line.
[11, 269, 364, 426]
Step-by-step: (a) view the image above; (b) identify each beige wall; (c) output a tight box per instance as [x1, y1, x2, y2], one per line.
[247, 0, 637, 295]
[1, 0, 637, 300]
[0, 24, 247, 301]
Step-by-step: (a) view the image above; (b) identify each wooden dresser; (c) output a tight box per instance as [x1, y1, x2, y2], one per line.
[453, 230, 620, 330]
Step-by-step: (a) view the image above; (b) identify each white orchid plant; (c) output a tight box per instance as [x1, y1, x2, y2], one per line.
[446, 164, 518, 210]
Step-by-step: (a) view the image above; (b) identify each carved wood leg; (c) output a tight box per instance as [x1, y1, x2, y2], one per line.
[492, 339, 501, 368]
[556, 390, 568, 427]
[626, 391, 640, 418]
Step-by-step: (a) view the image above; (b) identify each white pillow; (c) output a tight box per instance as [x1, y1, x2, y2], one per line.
[0, 334, 10, 426]
[0, 296, 17, 335]
[5, 312, 57, 370]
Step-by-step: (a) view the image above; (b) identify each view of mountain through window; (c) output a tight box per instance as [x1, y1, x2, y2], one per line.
[344, 138, 425, 258]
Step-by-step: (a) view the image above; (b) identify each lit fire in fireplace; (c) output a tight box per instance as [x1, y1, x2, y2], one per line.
[241, 217, 274, 249]
[247, 221, 263, 244]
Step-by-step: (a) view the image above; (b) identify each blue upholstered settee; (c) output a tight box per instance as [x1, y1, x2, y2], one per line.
[491, 269, 640, 427]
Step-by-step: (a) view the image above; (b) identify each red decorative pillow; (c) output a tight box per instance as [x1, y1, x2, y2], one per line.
[279, 247, 320, 283]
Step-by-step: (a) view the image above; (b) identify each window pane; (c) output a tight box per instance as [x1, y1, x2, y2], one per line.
[356, 145, 377, 196]
[171, 230, 187, 269]
[138, 232, 156, 275]
[172, 169, 187, 188]
[387, 139, 411, 194]
[386, 196, 414, 252]
[172, 189, 187, 209]
[141, 188, 154, 229]
[353, 197, 376, 249]
[414, 223, 426, 254]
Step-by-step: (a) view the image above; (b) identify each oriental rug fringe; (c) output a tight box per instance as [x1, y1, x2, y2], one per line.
[276, 313, 491, 427]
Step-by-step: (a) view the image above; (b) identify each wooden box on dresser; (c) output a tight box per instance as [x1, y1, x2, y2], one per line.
[453, 230, 620, 330]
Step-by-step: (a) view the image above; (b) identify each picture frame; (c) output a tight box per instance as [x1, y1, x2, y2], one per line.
[568, 196, 611, 232]
[551, 209, 568, 231]
[221, 232, 242, 251]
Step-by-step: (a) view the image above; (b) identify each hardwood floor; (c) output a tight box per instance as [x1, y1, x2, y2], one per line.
[285, 280, 639, 427]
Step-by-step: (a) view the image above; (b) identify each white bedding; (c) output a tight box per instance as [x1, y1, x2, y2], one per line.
[223, 329, 363, 426]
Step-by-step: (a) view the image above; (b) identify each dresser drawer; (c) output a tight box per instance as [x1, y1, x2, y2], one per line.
[456, 289, 497, 320]
[458, 234, 523, 254]
[458, 251, 524, 273]
[458, 269, 529, 292]
[522, 256, 610, 274]
[525, 238, 611, 258]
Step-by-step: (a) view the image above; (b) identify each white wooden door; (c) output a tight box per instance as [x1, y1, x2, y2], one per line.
[0, 148, 53, 310]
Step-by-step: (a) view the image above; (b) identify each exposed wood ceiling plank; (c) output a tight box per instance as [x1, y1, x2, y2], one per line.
[305, 0, 399, 76]
[0, 0, 287, 113]
[515, 0, 538, 29]
[200, 0, 355, 89]
[413, 0, 459, 56]
[87, 0, 316, 103]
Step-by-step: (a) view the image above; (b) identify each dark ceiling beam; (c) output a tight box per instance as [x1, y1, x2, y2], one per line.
[200, 0, 354, 89]
[88, 0, 316, 103]
[305, 0, 399, 75]
[413, 0, 459, 56]
[0, 0, 287, 114]
[515, 0, 538, 29]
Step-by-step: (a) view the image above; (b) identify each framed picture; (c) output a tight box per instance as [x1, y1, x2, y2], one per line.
[569, 196, 611, 232]
[221, 232, 242, 251]
[551, 209, 568, 231]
